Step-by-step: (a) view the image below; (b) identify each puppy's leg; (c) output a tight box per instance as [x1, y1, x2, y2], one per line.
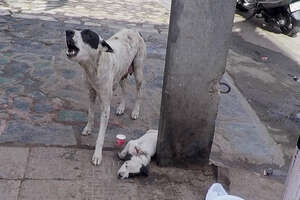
[116, 79, 126, 115]
[118, 141, 131, 159]
[131, 54, 145, 120]
[82, 83, 96, 136]
[92, 92, 112, 166]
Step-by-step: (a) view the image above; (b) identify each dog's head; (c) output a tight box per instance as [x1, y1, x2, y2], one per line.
[117, 156, 149, 179]
[65, 29, 113, 62]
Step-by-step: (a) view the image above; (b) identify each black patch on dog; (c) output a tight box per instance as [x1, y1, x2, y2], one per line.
[128, 172, 140, 178]
[119, 154, 133, 161]
[140, 165, 149, 176]
[297, 135, 300, 149]
[101, 40, 114, 53]
[81, 29, 99, 49]
[66, 30, 75, 38]
[66, 30, 79, 57]
[127, 165, 149, 178]
[123, 154, 133, 161]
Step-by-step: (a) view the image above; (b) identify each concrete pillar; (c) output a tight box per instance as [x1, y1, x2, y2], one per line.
[157, 0, 236, 166]
[282, 136, 300, 200]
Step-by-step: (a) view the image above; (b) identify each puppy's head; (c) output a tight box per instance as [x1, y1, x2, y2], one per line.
[117, 156, 149, 179]
[65, 29, 113, 62]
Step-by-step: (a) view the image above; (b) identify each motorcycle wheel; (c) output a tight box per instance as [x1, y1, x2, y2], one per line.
[280, 15, 298, 37]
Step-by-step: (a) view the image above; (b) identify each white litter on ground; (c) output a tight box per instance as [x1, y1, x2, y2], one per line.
[206, 183, 245, 200]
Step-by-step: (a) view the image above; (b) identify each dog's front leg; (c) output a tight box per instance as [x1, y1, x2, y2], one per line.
[92, 94, 111, 166]
[82, 83, 96, 136]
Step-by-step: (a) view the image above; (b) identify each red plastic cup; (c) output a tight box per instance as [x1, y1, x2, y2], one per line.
[116, 134, 126, 146]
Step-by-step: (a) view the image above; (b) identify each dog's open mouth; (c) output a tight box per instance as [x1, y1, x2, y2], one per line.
[66, 39, 79, 58]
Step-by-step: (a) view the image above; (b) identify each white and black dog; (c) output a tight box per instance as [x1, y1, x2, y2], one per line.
[117, 129, 158, 179]
[65, 29, 146, 165]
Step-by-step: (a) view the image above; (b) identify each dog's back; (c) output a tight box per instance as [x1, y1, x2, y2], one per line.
[107, 29, 146, 58]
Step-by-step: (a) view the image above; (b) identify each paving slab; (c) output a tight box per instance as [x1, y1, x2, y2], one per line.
[211, 73, 285, 173]
[0, 146, 29, 179]
[20, 146, 215, 200]
[0, 120, 77, 146]
[19, 180, 83, 200]
[0, 180, 20, 200]
[225, 167, 285, 200]
[25, 147, 122, 180]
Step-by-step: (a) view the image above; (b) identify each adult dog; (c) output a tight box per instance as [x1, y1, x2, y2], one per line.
[65, 28, 146, 165]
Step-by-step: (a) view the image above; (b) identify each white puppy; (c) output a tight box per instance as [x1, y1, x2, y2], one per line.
[65, 29, 146, 165]
[117, 129, 158, 179]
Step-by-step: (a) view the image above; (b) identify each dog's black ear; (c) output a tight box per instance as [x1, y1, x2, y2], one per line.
[101, 40, 114, 53]
[123, 154, 133, 161]
[140, 165, 149, 176]
[81, 29, 99, 49]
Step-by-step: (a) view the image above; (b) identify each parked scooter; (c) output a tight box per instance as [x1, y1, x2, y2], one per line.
[236, 0, 300, 37]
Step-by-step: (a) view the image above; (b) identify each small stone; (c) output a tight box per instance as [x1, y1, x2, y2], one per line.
[0, 77, 16, 85]
[6, 85, 25, 96]
[0, 113, 9, 119]
[0, 9, 12, 16]
[30, 91, 46, 100]
[13, 14, 57, 22]
[0, 96, 8, 105]
[12, 13, 37, 19]
[84, 22, 101, 27]
[33, 104, 54, 113]
[22, 78, 35, 86]
[64, 20, 81, 25]
[51, 98, 64, 108]
[61, 69, 76, 79]
[57, 110, 87, 123]
[0, 121, 76, 146]
[0, 57, 9, 65]
[13, 97, 31, 112]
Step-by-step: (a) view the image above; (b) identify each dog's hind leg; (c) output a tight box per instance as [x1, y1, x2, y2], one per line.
[82, 83, 96, 136]
[116, 79, 127, 115]
[131, 49, 145, 120]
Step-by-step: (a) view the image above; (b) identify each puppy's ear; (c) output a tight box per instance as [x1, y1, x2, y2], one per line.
[101, 40, 114, 53]
[123, 154, 133, 161]
[140, 165, 149, 176]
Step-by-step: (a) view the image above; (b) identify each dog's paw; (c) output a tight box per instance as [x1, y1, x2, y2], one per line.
[116, 104, 125, 116]
[92, 152, 102, 166]
[131, 109, 139, 120]
[118, 151, 126, 160]
[81, 126, 92, 136]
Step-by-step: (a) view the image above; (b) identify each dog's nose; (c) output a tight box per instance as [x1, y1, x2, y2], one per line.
[66, 30, 74, 38]
[118, 173, 123, 179]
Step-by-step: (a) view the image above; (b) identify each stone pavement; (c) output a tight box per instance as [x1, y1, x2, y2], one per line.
[0, 0, 169, 148]
[0, 0, 299, 199]
[0, 1, 216, 199]
[0, 146, 215, 200]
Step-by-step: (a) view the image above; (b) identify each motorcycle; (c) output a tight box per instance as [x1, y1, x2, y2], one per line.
[236, 0, 300, 37]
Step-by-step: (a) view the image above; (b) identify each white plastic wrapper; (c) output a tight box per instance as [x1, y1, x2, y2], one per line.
[206, 183, 245, 200]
